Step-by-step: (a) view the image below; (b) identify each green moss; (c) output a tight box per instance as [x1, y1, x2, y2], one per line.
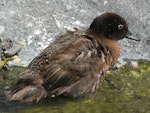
[0, 60, 150, 113]
[0, 66, 25, 85]
[0, 56, 16, 68]
[105, 60, 150, 97]
[0, 76, 4, 83]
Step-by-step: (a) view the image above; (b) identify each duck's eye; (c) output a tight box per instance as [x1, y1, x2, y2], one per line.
[118, 24, 124, 29]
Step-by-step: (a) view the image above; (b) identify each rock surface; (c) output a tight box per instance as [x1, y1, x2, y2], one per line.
[0, 0, 150, 67]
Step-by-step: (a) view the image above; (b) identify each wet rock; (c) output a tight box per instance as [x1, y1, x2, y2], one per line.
[1, 38, 13, 52]
[3, 44, 22, 57]
[0, 37, 22, 68]
[0, 26, 5, 36]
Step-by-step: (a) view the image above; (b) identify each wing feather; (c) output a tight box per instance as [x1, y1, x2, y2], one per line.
[42, 36, 106, 97]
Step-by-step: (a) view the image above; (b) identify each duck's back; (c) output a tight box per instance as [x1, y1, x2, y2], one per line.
[28, 30, 80, 71]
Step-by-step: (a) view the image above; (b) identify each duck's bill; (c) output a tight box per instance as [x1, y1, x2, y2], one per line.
[125, 30, 141, 41]
[126, 35, 141, 41]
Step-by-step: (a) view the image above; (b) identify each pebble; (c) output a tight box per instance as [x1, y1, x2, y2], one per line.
[130, 61, 138, 69]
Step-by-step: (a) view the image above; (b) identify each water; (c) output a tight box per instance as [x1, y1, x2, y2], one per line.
[0, 60, 150, 113]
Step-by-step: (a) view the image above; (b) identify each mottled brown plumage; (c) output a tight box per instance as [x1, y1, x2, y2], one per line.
[6, 12, 128, 102]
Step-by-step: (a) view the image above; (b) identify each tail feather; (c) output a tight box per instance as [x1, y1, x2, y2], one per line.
[7, 79, 31, 94]
[6, 79, 47, 102]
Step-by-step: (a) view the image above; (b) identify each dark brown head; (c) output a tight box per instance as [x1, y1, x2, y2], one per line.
[88, 12, 128, 40]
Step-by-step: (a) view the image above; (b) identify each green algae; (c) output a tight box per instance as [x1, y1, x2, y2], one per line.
[0, 66, 25, 85]
[0, 60, 150, 113]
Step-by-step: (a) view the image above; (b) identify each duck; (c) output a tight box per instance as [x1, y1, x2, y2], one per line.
[6, 12, 128, 102]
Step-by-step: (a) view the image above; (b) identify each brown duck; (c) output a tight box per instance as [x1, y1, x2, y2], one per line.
[6, 12, 128, 102]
